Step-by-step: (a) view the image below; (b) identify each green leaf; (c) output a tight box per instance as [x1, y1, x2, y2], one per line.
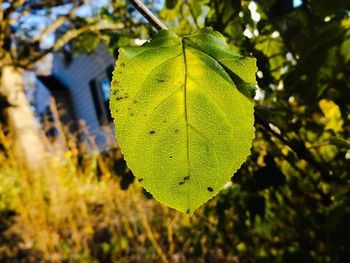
[110, 28, 256, 214]
[329, 137, 350, 149]
[165, 0, 178, 9]
[310, 0, 350, 18]
[255, 36, 285, 79]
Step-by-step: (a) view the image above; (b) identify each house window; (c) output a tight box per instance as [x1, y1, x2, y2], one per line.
[100, 78, 111, 102]
[90, 79, 112, 125]
[100, 77, 112, 121]
[89, 66, 114, 125]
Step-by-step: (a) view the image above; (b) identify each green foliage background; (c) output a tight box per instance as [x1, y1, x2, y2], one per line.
[152, 0, 350, 262]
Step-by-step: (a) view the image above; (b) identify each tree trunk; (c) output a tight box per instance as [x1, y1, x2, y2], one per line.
[0, 66, 46, 166]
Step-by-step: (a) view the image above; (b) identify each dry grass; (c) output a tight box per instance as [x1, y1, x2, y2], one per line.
[0, 127, 188, 263]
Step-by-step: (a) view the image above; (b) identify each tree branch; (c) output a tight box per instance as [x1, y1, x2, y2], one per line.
[128, 0, 167, 30]
[53, 22, 125, 51]
[185, 1, 199, 29]
[3, 0, 26, 20]
[37, 5, 79, 43]
[16, 22, 127, 69]
[0, 0, 3, 23]
[255, 112, 334, 182]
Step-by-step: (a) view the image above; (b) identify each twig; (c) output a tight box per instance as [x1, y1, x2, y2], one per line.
[17, 22, 127, 69]
[134, 201, 169, 263]
[53, 23, 125, 51]
[128, 0, 167, 30]
[261, 128, 331, 205]
[185, 1, 199, 29]
[37, 5, 79, 42]
[255, 112, 333, 181]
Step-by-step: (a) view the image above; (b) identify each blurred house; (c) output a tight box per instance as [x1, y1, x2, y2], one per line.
[34, 42, 117, 152]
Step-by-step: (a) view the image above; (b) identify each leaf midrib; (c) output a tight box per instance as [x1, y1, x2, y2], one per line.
[181, 38, 194, 210]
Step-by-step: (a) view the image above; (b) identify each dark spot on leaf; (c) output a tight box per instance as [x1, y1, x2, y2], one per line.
[183, 176, 190, 181]
[207, 187, 214, 192]
[138, 178, 143, 182]
[179, 181, 184, 185]
[130, 113, 134, 116]
[133, 100, 138, 104]
[144, 114, 147, 117]
[169, 156, 172, 159]
[120, 62, 125, 67]
[163, 120, 167, 123]
[155, 72, 170, 84]
[112, 80, 120, 87]
[149, 131, 156, 135]
[174, 129, 179, 134]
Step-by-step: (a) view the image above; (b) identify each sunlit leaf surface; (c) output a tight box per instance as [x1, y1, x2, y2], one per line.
[110, 28, 256, 213]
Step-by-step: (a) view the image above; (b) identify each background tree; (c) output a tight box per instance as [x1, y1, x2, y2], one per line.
[0, 0, 143, 165]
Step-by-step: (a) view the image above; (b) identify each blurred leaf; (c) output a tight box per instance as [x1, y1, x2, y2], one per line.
[285, 20, 347, 102]
[188, 0, 208, 19]
[310, 0, 350, 18]
[340, 18, 350, 62]
[165, 0, 178, 9]
[113, 155, 135, 190]
[318, 144, 338, 162]
[255, 36, 285, 79]
[319, 99, 344, 133]
[329, 136, 350, 149]
[72, 31, 100, 54]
